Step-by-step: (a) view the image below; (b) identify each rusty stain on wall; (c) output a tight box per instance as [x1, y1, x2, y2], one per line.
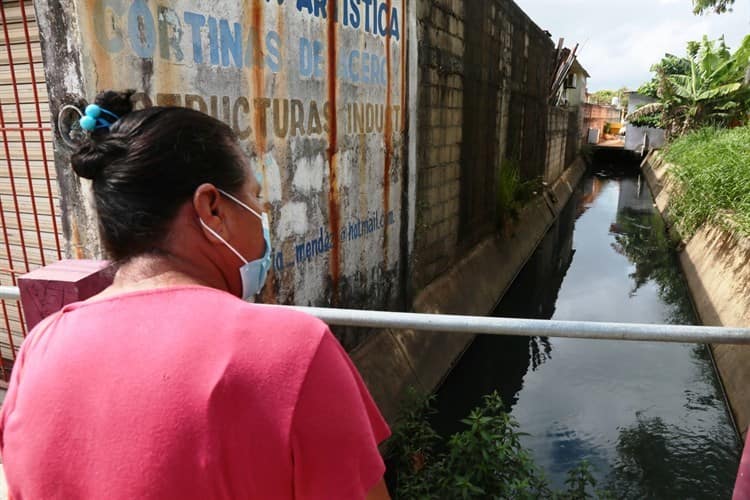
[382, 0, 393, 262]
[326, 0, 341, 304]
[39, 0, 406, 315]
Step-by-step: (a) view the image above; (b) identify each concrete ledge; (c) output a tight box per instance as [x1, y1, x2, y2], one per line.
[641, 151, 750, 437]
[353, 158, 586, 423]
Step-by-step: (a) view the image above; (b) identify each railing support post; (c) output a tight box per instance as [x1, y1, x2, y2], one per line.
[17, 260, 113, 331]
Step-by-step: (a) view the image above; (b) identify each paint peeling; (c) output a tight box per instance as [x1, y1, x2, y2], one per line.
[292, 154, 325, 193]
[42, 0, 407, 312]
[277, 202, 309, 239]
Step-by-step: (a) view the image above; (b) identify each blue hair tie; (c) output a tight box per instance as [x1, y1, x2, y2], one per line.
[79, 104, 120, 132]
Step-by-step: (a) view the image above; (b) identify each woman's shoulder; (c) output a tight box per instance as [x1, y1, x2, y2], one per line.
[176, 286, 331, 356]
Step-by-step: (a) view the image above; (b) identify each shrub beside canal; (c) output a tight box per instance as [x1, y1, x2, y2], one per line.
[386, 390, 614, 499]
[663, 125, 750, 238]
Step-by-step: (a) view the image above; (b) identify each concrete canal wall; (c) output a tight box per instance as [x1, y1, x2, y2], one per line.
[642, 151, 750, 438]
[352, 158, 586, 421]
[34, 0, 586, 423]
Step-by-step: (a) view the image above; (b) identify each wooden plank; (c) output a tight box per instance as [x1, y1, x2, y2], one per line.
[0, 82, 48, 104]
[0, 141, 49, 161]
[0, 158, 57, 176]
[0, 130, 54, 143]
[0, 2, 38, 25]
[0, 101, 50, 124]
[0, 327, 26, 351]
[0, 61, 46, 85]
[0, 247, 62, 275]
[0, 177, 59, 197]
[1, 211, 58, 233]
[3, 226, 62, 249]
[1, 242, 58, 268]
[0, 142, 49, 161]
[0, 192, 61, 216]
[1, 23, 40, 45]
[0, 42, 43, 66]
[0, 175, 58, 198]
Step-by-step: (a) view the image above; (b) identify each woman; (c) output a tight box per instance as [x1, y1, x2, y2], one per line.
[0, 91, 391, 499]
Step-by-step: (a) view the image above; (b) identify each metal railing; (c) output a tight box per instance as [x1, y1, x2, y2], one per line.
[3, 285, 750, 345]
[1, 0, 63, 381]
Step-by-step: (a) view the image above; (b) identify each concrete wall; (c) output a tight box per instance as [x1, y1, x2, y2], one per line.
[33, 0, 585, 421]
[356, 158, 587, 421]
[412, 0, 563, 292]
[565, 71, 587, 107]
[625, 126, 665, 153]
[582, 102, 620, 141]
[626, 92, 657, 116]
[36, 0, 407, 334]
[625, 92, 665, 153]
[546, 108, 573, 183]
[642, 151, 750, 438]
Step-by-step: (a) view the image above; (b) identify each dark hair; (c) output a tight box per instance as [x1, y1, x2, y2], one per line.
[71, 90, 248, 261]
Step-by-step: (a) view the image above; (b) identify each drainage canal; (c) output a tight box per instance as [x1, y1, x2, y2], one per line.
[433, 160, 741, 498]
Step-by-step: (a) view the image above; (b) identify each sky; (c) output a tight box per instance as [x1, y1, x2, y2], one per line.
[515, 0, 750, 91]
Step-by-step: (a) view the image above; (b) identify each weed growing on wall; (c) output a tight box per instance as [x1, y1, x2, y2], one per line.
[386, 389, 613, 499]
[496, 160, 540, 229]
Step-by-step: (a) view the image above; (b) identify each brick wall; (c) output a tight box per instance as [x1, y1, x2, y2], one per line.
[413, 0, 561, 292]
[546, 108, 569, 183]
[583, 103, 622, 141]
[413, 0, 464, 291]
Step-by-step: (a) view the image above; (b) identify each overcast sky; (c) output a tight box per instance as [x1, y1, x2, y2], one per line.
[515, 0, 750, 91]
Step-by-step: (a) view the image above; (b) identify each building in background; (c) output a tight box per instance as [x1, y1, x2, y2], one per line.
[624, 91, 666, 153]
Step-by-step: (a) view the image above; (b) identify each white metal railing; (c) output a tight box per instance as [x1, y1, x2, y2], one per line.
[2, 285, 749, 344]
[0, 287, 20, 301]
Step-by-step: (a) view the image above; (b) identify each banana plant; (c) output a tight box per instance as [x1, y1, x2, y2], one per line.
[653, 35, 750, 135]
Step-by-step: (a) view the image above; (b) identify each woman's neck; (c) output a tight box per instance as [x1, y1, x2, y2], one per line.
[95, 253, 228, 300]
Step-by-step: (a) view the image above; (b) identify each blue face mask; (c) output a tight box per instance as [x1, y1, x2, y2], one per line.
[199, 189, 272, 300]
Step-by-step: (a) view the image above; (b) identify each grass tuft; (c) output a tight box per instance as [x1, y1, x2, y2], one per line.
[662, 126, 750, 237]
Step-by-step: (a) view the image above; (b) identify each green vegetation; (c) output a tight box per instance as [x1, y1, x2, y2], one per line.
[627, 106, 662, 128]
[589, 87, 629, 109]
[629, 36, 750, 136]
[663, 125, 750, 236]
[692, 0, 735, 14]
[387, 390, 613, 499]
[496, 160, 539, 226]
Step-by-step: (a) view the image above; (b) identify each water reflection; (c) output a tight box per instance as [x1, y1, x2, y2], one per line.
[434, 171, 740, 497]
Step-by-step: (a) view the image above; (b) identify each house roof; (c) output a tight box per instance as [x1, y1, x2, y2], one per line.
[571, 58, 590, 78]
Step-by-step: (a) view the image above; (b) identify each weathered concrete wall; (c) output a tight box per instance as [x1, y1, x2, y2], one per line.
[583, 102, 620, 142]
[412, 0, 561, 292]
[546, 108, 569, 183]
[33, 0, 586, 423]
[624, 126, 665, 153]
[36, 0, 406, 325]
[355, 158, 587, 421]
[642, 151, 750, 437]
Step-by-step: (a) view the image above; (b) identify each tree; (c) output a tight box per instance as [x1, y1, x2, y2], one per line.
[629, 35, 750, 135]
[589, 87, 629, 109]
[692, 0, 735, 15]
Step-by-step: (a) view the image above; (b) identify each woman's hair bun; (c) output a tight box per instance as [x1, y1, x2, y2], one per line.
[71, 137, 128, 180]
[70, 90, 135, 180]
[95, 89, 135, 119]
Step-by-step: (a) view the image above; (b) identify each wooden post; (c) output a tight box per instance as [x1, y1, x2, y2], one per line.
[17, 260, 114, 331]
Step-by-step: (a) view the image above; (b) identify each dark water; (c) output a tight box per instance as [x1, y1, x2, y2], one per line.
[434, 170, 741, 498]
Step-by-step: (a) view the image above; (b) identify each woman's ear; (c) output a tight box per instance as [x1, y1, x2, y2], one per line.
[193, 183, 226, 238]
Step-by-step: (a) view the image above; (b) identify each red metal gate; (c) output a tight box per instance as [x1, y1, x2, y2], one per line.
[0, 0, 62, 380]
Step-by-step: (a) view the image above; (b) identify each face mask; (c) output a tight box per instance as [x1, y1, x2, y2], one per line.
[199, 189, 272, 300]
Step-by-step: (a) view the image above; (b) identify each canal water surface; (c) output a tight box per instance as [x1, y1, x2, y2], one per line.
[434, 168, 741, 498]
